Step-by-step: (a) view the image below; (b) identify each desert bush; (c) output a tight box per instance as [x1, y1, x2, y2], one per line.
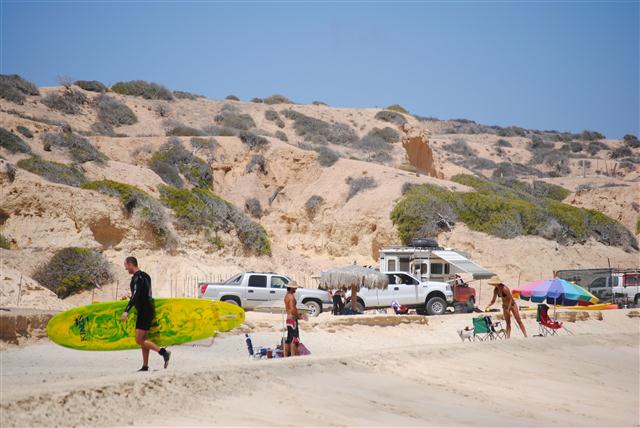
[42, 132, 107, 163]
[245, 198, 263, 218]
[159, 185, 271, 256]
[33, 247, 113, 298]
[315, 146, 340, 166]
[246, 154, 267, 174]
[214, 111, 255, 131]
[150, 139, 212, 188]
[274, 130, 288, 142]
[580, 130, 605, 141]
[239, 131, 269, 150]
[623, 134, 640, 149]
[355, 134, 393, 163]
[304, 195, 324, 219]
[173, 91, 198, 100]
[0, 74, 39, 104]
[386, 104, 409, 114]
[90, 121, 115, 136]
[497, 126, 527, 137]
[492, 162, 544, 179]
[312, 101, 328, 106]
[496, 138, 512, 147]
[346, 176, 377, 201]
[0, 233, 10, 249]
[111, 80, 173, 100]
[264, 94, 292, 105]
[225, 95, 240, 101]
[392, 175, 637, 250]
[0, 128, 31, 153]
[265, 110, 285, 128]
[95, 95, 137, 126]
[586, 140, 609, 155]
[154, 102, 171, 118]
[610, 146, 633, 159]
[82, 180, 173, 248]
[43, 89, 88, 114]
[282, 110, 358, 145]
[190, 137, 218, 154]
[444, 138, 474, 157]
[250, 97, 264, 103]
[531, 181, 571, 201]
[166, 125, 205, 137]
[374, 110, 407, 126]
[74, 80, 106, 93]
[368, 127, 400, 144]
[16, 126, 33, 138]
[202, 125, 237, 136]
[17, 157, 87, 187]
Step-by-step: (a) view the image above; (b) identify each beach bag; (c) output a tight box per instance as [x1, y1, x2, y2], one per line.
[297, 343, 311, 356]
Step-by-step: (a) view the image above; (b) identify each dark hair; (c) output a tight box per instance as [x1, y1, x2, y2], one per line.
[125, 256, 138, 267]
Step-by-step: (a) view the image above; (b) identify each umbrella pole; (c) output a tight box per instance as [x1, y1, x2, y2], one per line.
[351, 284, 358, 312]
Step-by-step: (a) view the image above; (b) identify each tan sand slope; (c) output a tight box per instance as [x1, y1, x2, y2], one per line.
[1, 310, 638, 427]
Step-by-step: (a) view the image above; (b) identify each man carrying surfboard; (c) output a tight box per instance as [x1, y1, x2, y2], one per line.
[120, 256, 171, 371]
[284, 280, 308, 357]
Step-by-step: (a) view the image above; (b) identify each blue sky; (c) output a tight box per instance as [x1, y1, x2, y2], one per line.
[1, 1, 638, 138]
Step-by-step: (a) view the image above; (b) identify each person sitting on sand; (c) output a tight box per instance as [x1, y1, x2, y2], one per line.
[485, 276, 527, 338]
[332, 286, 346, 315]
[120, 256, 171, 371]
[284, 280, 308, 357]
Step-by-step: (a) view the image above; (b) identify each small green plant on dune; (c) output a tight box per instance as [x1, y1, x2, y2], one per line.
[17, 157, 87, 187]
[33, 247, 113, 298]
[263, 94, 293, 105]
[0, 233, 10, 250]
[391, 174, 638, 252]
[74, 80, 107, 93]
[374, 110, 407, 126]
[166, 125, 205, 137]
[0, 74, 39, 104]
[149, 138, 212, 188]
[95, 95, 137, 126]
[16, 126, 33, 139]
[111, 80, 173, 100]
[386, 104, 409, 114]
[42, 89, 88, 115]
[82, 180, 174, 248]
[42, 132, 107, 164]
[159, 185, 271, 256]
[0, 127, 31, 153]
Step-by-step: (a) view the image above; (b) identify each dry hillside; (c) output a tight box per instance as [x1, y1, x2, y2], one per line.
[1, 77, 638, 309]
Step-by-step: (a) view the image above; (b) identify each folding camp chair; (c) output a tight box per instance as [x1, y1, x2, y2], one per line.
[473, 316, 492, 340]
[537, 304, 573, 336]
[486, 316, 507, 339]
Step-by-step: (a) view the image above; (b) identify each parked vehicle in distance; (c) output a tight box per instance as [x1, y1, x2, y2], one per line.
[612, 272, 640, 307]
[198, 272, 332, 317]
[346, 271, 454, 315]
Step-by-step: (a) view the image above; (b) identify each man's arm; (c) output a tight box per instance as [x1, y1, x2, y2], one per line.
[485, 288, 498, 311]
[121, 281, 138, 322]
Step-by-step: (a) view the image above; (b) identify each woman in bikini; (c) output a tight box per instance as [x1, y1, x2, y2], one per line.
[485, 276, 527, 338]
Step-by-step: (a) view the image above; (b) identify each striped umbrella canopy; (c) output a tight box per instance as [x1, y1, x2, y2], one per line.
[513, 278, 598, 306]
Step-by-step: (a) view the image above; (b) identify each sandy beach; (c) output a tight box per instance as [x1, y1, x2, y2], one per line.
[2, 309, 638, 427]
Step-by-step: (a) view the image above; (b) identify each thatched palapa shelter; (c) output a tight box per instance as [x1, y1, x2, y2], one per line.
[319, 265, 388, 312]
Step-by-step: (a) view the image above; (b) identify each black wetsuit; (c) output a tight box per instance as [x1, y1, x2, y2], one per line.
[125, 270, 154, 331]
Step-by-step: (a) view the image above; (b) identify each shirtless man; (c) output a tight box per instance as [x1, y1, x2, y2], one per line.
[485, 276, 527, 338]
[284, 280, 308, 357]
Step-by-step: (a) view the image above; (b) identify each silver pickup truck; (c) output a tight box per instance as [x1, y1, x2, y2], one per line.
[198, 272, 332, 317]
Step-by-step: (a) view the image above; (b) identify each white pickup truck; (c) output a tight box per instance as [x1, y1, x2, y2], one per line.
[612, 272, 640, 307]
[198, 272, 332, 317]
[347, 272, 454, 315]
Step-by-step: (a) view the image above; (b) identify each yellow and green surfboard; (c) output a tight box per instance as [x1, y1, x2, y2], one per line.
[46, 298, 244, 351]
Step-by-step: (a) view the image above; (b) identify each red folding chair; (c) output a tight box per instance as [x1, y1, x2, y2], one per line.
[537, 304, 572, 336]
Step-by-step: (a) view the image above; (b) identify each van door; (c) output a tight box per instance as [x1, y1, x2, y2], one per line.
[245, 274, 269, 309]
[396, 273, 420, 305]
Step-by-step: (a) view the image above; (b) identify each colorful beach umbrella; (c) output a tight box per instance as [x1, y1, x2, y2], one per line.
[513, 278, 599, 306]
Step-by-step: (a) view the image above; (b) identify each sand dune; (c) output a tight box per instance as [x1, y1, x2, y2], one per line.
[1, 310, 638, 427]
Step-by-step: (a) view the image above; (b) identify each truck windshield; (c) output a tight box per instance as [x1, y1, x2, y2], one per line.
[224, 274, 243, 285]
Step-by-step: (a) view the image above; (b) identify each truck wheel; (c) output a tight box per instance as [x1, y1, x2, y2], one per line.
[221, 297, 240, 306]
[426, 297, 446, 316]
[304, 300, 321, 317]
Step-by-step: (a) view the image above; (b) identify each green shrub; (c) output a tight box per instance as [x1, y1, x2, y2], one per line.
[275, 130, 288, 142]
[215, 111, 255, 131]
[166, 125, 205, 137]
[82, 180, 173, 247]
[496, 138, 512, 147]
[312, 100, 328, 106]
[0, 233, 10, 249]
[0, 74, 39, 104]
[239, 131, 269, 150]
[375, 110, 407, 126]
[33, 247, 113, 298]
[74, 80, 107, 93]
[17, 157, 87, 186]
[355, 134, 393, 163]
[368, 127, 400, 144]
[264, 94, 292, 105]
[265, 110, 285, 128]
[282, 110, 358, 145]
[190, 137, 218, 154]
[0, 128, 31, 153]
[42, 132, 107, 164]
[202, 125, 237, 136]
[111, 80, 173, 100]
[159, 185, 271, 256]
[391, 175, 638, 251]
[174, 90, 201, 100]
[96, 95, 137, 126]
[246, 154, 267, 173]
[636, 218, 640, 235]
[315, 146, 339, 166]
[245, 197, 263, 218]
[149, 139, 212, 188]
[225, 95, 240, 101]
[250, 97, 264, 103]
[610, 146, 633, 159]
[42, 89, 88, 114]
[386, 104, 409, 114]
[16, 126, 33, 138]
[305, 195, 324, 219]
[623, 134, 639, 149]
[90, 121, 115, 136]
[346, 176, 377, 201]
